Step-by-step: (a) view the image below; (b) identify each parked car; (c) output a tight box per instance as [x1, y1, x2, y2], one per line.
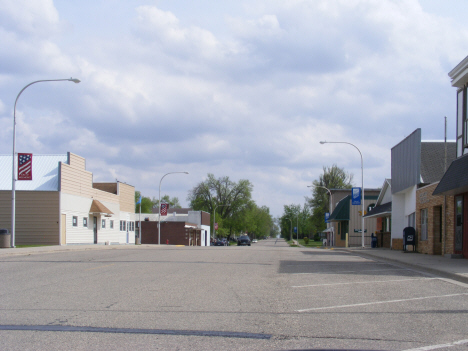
[252, 239, 258, 243]
[237, 235, 251, 246]
[214, 239, 225, 246]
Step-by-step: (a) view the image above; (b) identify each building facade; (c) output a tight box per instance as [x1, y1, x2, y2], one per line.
[0, 152, 135, 245]
[328, 189, 380, 247]
[391, 129, 456, 250]
[434, 55, 468, 258]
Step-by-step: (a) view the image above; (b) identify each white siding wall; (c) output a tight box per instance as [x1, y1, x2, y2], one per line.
[391, 185, 417, 241]
[61, 193, 136, 244]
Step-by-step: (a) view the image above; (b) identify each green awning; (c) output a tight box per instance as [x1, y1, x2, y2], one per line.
[328, 195, 350, 221]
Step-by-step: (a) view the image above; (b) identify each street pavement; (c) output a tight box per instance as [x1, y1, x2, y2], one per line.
[0, 239, 467, 350]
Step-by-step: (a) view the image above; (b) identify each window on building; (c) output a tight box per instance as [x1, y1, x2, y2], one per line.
[457, 87, 468, 157]
[110, 220, 114, 229]
[83, 217, 88, 227]
[420, 209, 428, 241]
[102, 219, 106, 228]
[408, 212, 415, 228]
[120, 220, 126, 231]
[73, 216, 78, 227]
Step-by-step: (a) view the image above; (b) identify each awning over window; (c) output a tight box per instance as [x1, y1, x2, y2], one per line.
[433, 154, 468, 196]
[328, 195, 350, 221]
[321, 227, 334, 233]
[363, 202, 392, 218]
[89, 199, 114, 215]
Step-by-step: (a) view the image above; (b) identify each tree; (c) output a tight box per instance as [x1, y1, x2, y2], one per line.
[135, 191, 154, 213]
[280, 204, 312, 240]
[306, 164, 353, 232]
[152, 195, 182, 209]
[187, 174, 254, 236]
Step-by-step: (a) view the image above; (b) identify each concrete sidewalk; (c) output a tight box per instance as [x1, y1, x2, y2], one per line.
[332, 247, 468, 285]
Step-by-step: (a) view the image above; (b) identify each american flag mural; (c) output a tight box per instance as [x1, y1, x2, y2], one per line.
[18, 153, 32, 181]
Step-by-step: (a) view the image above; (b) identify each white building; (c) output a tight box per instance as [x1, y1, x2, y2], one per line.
[0, 152, 135, 246]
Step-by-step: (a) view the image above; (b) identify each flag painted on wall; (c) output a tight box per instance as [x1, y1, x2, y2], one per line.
[18, 153, 32, 180]
[161, 203, 169, 216]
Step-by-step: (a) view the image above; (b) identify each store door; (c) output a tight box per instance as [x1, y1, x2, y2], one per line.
[93, 216, 98, 244]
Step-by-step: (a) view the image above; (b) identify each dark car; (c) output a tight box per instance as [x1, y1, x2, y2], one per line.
[214, 239, 226, 246]
[237, 235, 251, 246]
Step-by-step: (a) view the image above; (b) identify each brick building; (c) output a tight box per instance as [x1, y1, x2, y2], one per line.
[416, 183, 455, 255]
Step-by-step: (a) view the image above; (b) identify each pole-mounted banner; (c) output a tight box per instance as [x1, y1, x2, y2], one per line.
[18, 153, 32, 181]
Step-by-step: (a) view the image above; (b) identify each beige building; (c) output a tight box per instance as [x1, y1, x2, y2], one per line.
[327, 188, 380, 247]
[0, 152, 135, 246]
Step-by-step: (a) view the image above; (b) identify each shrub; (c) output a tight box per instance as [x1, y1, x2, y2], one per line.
[303, 237, 309, 245]
[313, 233, 321, 241]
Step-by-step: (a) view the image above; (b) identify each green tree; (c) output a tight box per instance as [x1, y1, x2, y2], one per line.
[187, 174, 253, 236]
[135, 191, 154, 213]
[306, 164, 353, 232]
[152, 195, 182, 209]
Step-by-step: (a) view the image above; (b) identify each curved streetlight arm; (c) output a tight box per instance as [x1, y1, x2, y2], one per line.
[158, 171, 189, 245]
[11, 78, 80, 248]
[320, 140, 365, 247]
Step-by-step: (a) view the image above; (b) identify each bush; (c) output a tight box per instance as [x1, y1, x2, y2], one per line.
[313, 233, 321, 241]
[303, 237, 309, 245]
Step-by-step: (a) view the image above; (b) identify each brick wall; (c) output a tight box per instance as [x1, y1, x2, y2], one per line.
[141, 221, 202, 246]
[416, 183, 455, 255]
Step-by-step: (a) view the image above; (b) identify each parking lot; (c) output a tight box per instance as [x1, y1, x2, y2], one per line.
[0, 239, 467, 350]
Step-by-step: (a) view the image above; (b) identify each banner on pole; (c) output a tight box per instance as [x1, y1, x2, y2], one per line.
[351, 187, 361, 205]
[161, 203, 169, 216]
[18, 153, 32, 181]
[325, 212, 330, 223]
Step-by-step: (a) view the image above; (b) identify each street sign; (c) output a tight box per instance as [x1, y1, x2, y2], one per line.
[352, 187, 361, 205]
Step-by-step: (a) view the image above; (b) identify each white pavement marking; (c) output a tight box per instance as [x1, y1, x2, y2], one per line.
[403, 338, 468, 351]
[291, 268, 407, 274]
[292, 277, 437, 288]
[297, 293, 468, 312]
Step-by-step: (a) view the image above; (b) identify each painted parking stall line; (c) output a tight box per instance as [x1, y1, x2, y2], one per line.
[297, 292, 468, 312]
[403, 338, 468, 351]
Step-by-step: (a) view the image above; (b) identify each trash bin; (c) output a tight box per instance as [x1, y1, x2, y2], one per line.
[371, 233, 378, 248]
[0, 229, 11, 248]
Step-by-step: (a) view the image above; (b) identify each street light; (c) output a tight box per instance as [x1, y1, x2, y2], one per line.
[320, 141, 365, 248]
[11, 78, 80, 248]
[212, 203, 230, 242]
[158, 171, 189, 245]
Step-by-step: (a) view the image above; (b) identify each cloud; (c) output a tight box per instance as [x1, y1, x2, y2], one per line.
[0, 0, 467, 216]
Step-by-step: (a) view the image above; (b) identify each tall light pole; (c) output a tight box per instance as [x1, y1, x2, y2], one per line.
[11, 78, 80, 248]
[212, 203, 230, 242]
[308, 184, 333, 245]
[320, 141, 365, 248]
[158, 171, 189, 245]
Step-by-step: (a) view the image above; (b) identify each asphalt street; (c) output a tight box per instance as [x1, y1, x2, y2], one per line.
[0, 239, 467, 350]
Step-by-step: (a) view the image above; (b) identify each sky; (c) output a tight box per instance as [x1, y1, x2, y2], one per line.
[1, 0, 467, 217]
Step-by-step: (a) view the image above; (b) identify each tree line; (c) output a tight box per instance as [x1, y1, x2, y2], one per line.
[279, 164, 353, 241]
[136, 173, 277, 239]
